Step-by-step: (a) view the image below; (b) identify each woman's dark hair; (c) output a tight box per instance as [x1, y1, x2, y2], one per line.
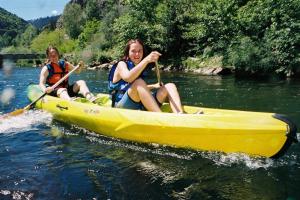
[46, 45, 60, 58]
[122, 39, 146, 61]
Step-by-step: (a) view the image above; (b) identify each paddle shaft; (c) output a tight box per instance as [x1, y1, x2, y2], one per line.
[155, 61, 161, 85]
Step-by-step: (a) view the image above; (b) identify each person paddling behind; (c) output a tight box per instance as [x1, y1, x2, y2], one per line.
[39, 45, 96, 102]
[108, 39, 184, 113]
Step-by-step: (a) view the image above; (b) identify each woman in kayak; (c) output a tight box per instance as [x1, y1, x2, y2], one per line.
[108, 39, 184, 113]
[39, 45, 96, 102]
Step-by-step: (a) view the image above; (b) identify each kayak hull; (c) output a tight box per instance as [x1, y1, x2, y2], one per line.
[27, 85, 298, 158]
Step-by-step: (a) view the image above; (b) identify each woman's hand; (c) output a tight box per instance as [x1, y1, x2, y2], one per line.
[75, 61, 84, 74]
[44, 87, 53, 94]
[144, 51, 162, 64]
[147, 82, 163, 90]
[152, 82, 162, 88]
[78, 60, 84, 68]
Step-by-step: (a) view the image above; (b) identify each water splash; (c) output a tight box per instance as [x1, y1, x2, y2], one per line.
[0, 110, 52, 134]
[199, 151, 275, 169]
[196, 150, 300, 170]
[0, 190, 34, 200]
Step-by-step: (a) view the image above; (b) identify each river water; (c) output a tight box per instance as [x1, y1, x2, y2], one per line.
[0, 67, 300, 199]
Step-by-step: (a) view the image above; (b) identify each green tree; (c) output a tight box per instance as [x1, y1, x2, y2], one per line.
[6, 0, 300, 76]
[31, 29, 76, 54]
[231, 0, 300, 75]
[0, 34, 12, 49]
[182, 0, 240, 54]
[14, 25, 39, 47]
[0, 7, 28, 48]
[78, 20, 101, 48]
[113, 0, 186, 63]
[86, 0, 120, 20]
[62, 3, 86, 39]
[263, 0, 300, 75]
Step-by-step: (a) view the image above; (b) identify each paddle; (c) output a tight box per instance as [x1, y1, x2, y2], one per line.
[1, 62, 82, 119]
[155, 61, 162, 86]
[155, 62, 181, 113]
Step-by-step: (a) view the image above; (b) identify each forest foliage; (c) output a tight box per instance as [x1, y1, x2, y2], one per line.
[28, 15, 60, 30]
[0, 7, 28, 49]
[2, 0, 300, 76]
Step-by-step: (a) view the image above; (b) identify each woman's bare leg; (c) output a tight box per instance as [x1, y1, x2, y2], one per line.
[57, 88, 71, 100]
[156, 83, 183, 113]
[128, 79, 161, 112]
[73, 80, 91, 97]
[72, 80, 97, 102]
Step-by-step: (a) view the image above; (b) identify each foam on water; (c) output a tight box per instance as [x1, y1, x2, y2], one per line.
[0, 110, 52, 134]
[198, 151, 275, 169]
[198, 149, 300, 170]
[0, 190, 34, 200]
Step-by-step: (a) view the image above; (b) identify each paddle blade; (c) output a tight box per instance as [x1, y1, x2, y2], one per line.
[1, 108, 27, 119]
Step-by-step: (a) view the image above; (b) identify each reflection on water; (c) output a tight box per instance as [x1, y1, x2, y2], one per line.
[0, 67, 300, 199]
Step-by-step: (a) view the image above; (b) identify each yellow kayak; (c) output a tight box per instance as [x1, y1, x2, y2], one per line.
[27, 84, 298, 158]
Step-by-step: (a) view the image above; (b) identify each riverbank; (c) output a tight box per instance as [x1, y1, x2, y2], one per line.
[88, 62, 233, 76]
[3, 55, 300, 78]
[84, 54, 300, 77]
[85, 59, 300, 78]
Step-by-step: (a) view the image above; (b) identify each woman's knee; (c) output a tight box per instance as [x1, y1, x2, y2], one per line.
[156, 85, 169, 102]
[57, 88, 68, 96]
[164, 83, 177, 90]
[131, 78, 147, 89]
[76, 80, 86, 86]
[157, 83, 178, 100]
